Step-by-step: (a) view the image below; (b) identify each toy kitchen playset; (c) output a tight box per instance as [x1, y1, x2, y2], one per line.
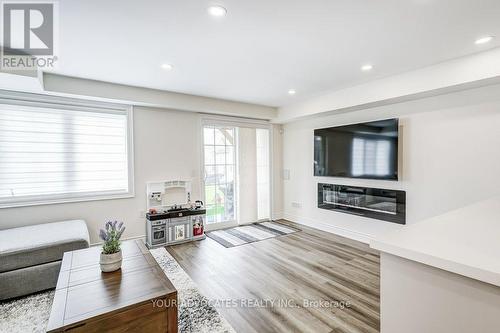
[145, 180, 206, 249]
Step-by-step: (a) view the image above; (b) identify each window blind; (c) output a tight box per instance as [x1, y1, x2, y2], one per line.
[0, 101, 132, 207]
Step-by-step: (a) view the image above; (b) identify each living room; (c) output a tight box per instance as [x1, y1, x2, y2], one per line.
[1, 1, 500, 333]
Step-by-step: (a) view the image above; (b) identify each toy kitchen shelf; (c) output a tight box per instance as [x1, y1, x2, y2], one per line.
[145, 180, 206, 249]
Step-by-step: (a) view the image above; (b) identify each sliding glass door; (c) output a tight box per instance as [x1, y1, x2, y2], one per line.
[202, 121, 272, 230]
[203, 126, 237, 227]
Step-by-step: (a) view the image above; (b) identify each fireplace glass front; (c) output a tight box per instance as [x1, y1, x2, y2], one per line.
[318, 183, 405, 224]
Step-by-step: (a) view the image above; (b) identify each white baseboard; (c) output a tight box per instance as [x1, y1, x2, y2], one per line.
[272, 211, 284, 220]
[282, 213, 373, 244]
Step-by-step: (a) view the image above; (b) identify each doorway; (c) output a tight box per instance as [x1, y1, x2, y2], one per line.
[202, 121, 271, 230]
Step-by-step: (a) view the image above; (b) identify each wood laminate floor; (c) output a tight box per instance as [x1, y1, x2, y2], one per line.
[166, 220, 380, 333]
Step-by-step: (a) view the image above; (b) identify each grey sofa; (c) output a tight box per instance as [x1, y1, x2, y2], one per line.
[0, 220, 89, 300]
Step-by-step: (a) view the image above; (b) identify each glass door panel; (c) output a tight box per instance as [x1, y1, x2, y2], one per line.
[203, 126, 236, 226]
[256, 129, 270, 221]
[237, 127, 271, 224]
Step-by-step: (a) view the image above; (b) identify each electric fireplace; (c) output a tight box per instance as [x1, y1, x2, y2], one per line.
[318, 183, 406, 224]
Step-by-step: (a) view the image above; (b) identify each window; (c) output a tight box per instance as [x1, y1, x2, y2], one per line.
[0, 94, 134, 208]
[203, 126, 236, 224]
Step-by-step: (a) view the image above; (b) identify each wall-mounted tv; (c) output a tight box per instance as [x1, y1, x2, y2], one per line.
[314, 118, 399, 180]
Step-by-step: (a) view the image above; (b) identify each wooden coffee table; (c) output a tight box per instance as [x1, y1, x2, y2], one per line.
[47, 240, 177, 332]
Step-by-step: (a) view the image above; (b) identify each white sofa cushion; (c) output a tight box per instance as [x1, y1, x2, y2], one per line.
[0, 220, 89, 273]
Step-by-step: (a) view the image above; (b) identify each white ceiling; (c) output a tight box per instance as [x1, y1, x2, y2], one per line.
[48, 0, 500, 107]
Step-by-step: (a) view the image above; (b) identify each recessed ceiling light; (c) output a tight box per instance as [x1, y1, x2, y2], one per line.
[475, 36, 494, 45]
[208, 5, 227, 17]
[288, 89, 296, 95]
[361, 64, 373, 71]
[161, 63, 173, 71]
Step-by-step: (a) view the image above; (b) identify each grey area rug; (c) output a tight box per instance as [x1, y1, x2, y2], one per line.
[206, 221, 300, 248]
[0, 247, 235, 333]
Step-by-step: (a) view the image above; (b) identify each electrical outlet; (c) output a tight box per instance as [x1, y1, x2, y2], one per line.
[291, 202, 302, 209]
[139, 210, 146, 218]
[283, 169, 290, 180]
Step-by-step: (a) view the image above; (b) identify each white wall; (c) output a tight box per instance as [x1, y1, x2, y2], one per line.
[282, 84, 500, 243]
[380, 253, 500, 333]
[0, 106, 202, 244]
[43, 73, 278, 120]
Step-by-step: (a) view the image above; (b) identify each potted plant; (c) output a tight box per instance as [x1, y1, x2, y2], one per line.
[99, 221, 126, 272]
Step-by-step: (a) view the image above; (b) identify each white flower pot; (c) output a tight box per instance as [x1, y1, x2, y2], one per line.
[100, 250, 122, 272]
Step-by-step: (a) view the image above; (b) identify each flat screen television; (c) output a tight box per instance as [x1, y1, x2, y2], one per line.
[314, 119, 399, 180]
